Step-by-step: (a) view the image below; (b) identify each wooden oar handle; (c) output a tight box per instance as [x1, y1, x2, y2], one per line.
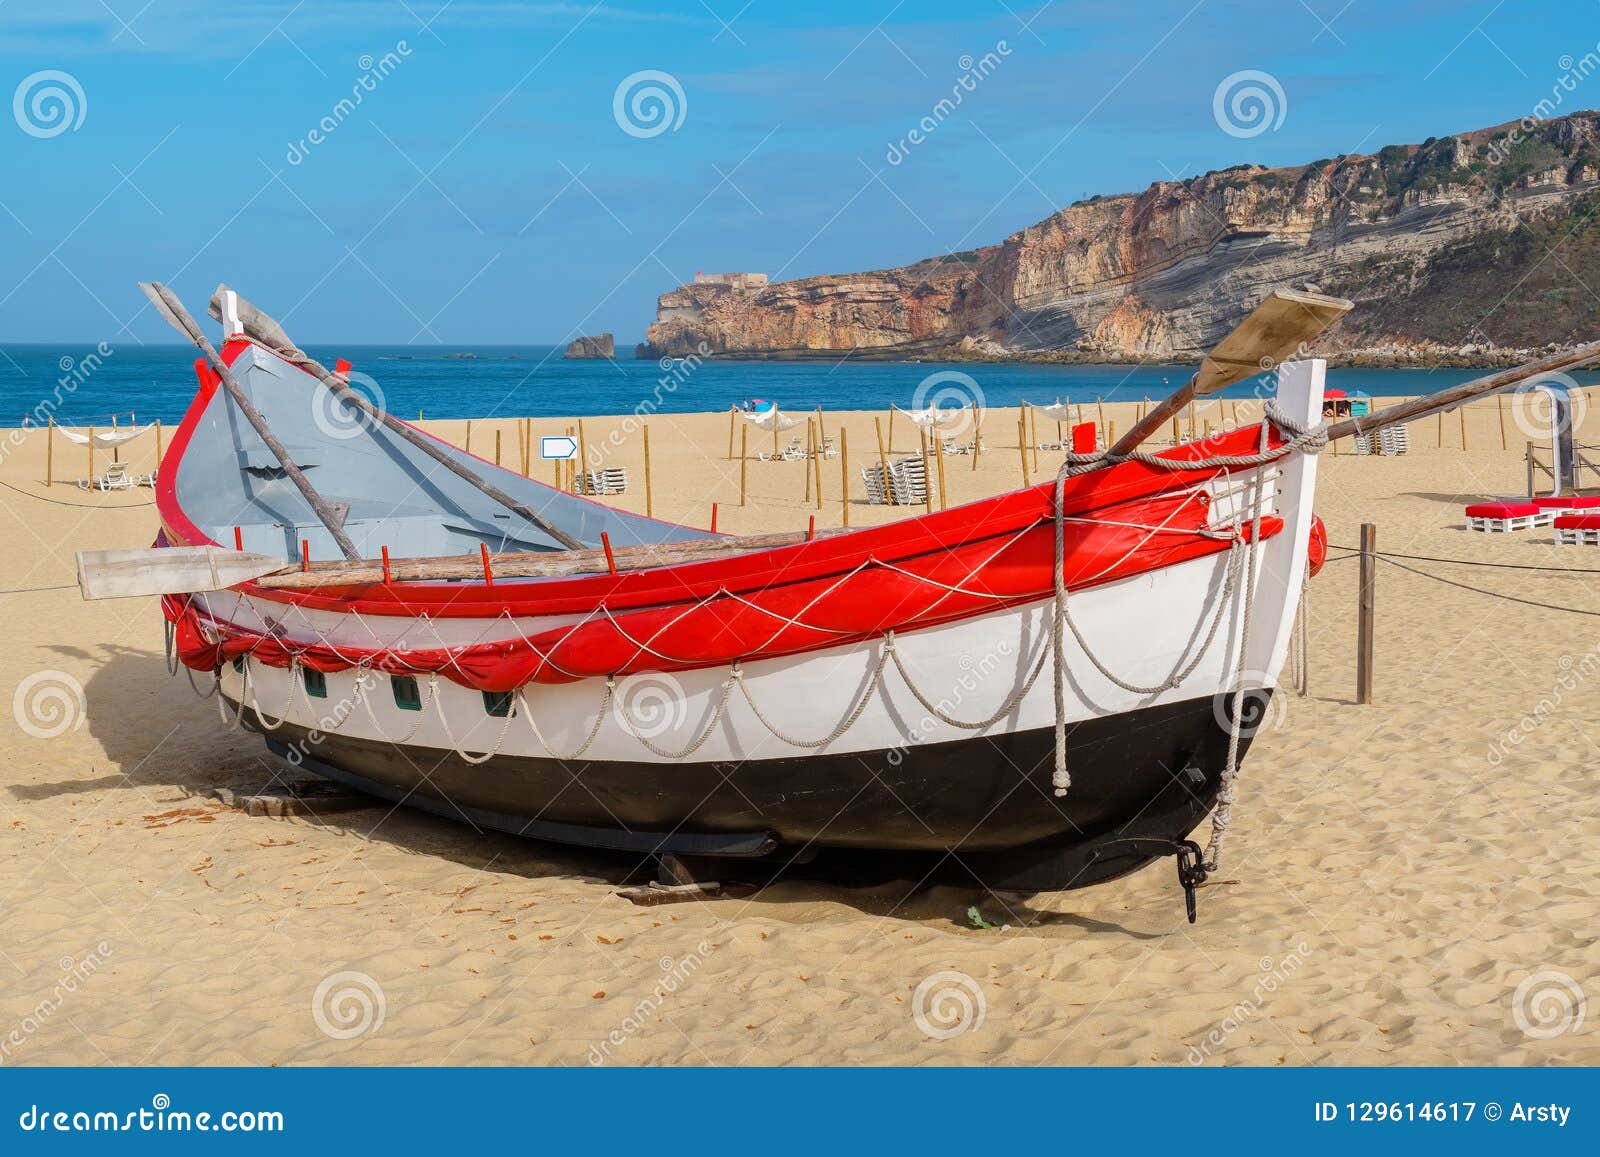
[1106, 379, 1197, 458]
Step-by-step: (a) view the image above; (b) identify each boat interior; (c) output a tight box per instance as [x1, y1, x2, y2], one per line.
[172, 344, 713, 566]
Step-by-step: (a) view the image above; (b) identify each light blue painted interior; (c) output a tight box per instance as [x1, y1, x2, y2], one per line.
[174, 346, 711, 568]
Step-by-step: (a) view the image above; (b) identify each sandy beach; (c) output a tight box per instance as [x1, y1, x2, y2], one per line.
[2, 391, 1596, 1066]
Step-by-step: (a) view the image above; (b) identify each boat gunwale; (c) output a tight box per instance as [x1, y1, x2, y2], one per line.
[156, 340, 1286, 620]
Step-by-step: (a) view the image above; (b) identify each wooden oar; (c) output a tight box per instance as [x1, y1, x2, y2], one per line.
[77, 546, 290, 600]
[77, 527, 854, 599]
[1106, 289, 1353, 459]
[139, 282, 362, 561]
[1322, 340, 1600, 441]
[207, 285, 584, 551]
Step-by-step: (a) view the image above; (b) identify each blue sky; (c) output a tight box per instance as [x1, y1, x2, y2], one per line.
[0, 0, 1592, 344]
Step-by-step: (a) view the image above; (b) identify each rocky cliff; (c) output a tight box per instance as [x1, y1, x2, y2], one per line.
[642, 112, 1600, 362]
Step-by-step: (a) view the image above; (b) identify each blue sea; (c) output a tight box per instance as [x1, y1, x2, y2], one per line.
[3, 343, 1589, 427]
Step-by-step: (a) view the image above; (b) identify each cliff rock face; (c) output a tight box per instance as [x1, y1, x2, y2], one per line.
[643, 113, 1600, 360]
[564, 333, 614, 359]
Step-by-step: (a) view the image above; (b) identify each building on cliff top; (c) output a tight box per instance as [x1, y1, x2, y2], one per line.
[694, 272, 768, 289]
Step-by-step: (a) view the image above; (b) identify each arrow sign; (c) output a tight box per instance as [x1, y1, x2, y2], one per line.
[541, 435, 578, 460]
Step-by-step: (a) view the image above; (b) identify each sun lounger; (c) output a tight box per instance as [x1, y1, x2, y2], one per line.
[576, 467, 628, 496]
[1554, 513, 1600, 544]
[861, 456, 927, 505]
[1533, 495, 1600, 514]
[1464, 500, 1545, 532]
[76, 463, 137, 492]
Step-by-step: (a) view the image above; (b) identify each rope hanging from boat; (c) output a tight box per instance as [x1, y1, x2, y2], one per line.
[1204, 425, 1271, 871]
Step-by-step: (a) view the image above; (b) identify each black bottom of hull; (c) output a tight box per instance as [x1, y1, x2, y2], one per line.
[246, 691, 1263, 892]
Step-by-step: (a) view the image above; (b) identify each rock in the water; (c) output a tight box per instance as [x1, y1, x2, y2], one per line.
[564, 334, 615, 359]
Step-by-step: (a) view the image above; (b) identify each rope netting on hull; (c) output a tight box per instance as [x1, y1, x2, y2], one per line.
[168, 406, 1326, 873]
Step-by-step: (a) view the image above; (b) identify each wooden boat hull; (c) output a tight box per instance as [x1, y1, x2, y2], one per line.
[246, 689, 1256, 890]
[152, 336, 1328, 895]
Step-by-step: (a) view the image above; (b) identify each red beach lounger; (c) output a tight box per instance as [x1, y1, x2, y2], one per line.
[1533, 495, 1600, 512]
[1464, 501, 1543, 532]
[1554, 513, 1600, 545]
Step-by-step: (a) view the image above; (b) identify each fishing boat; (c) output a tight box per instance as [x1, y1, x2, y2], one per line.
[80, 283, 1600, 917]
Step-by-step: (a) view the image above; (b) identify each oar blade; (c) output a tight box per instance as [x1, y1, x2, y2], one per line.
[1195, 289, 1352, 395]
[138, 281, 198, 344]
[76, 546, 287, 600]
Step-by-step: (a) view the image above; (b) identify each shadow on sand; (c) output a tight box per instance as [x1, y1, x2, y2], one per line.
[63, 650, 1162, 934]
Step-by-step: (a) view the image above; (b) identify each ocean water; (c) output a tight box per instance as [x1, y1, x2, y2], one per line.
[3, 342, 1589, 428]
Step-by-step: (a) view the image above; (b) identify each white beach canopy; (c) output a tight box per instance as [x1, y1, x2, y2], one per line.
[893, 403, 969, 429]
[56, 425, 153, 448]
[1025, 399, 1073, 422]
[742, 408, 802, 432]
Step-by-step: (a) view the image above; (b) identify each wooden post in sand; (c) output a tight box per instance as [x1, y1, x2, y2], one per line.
[1357, 522, 1377, 706]
[1095, 397, 1106, 447]
[1016, 413, 1030, 487]
[972, 409, 984, 470]
[1028, 404, 1039, 473]
[1436, 411, 1443, 448]
[1497, 394, 1508, 451]
[1460, 406, 1468, 451]
[1171, 416, 1181, 445]
[643, 423, 653, 518]
[494, 428, 502, 467]
[577, 419, 589, 496]
[87, 426, 95, 484]
[813, 421, 824, 512]
[45, 417, 54, 486]
[465, 419, 473, 456]
[920, 427, 933, 514]
[839, 427, 850, 527]
[740, 427, 748, 507]
[935, 433, 949, 510]
[873, 416, 892, 505]
[803, 421, 814, 501]
[727, 407, 737, 460]
[772, 415, 779, 462]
